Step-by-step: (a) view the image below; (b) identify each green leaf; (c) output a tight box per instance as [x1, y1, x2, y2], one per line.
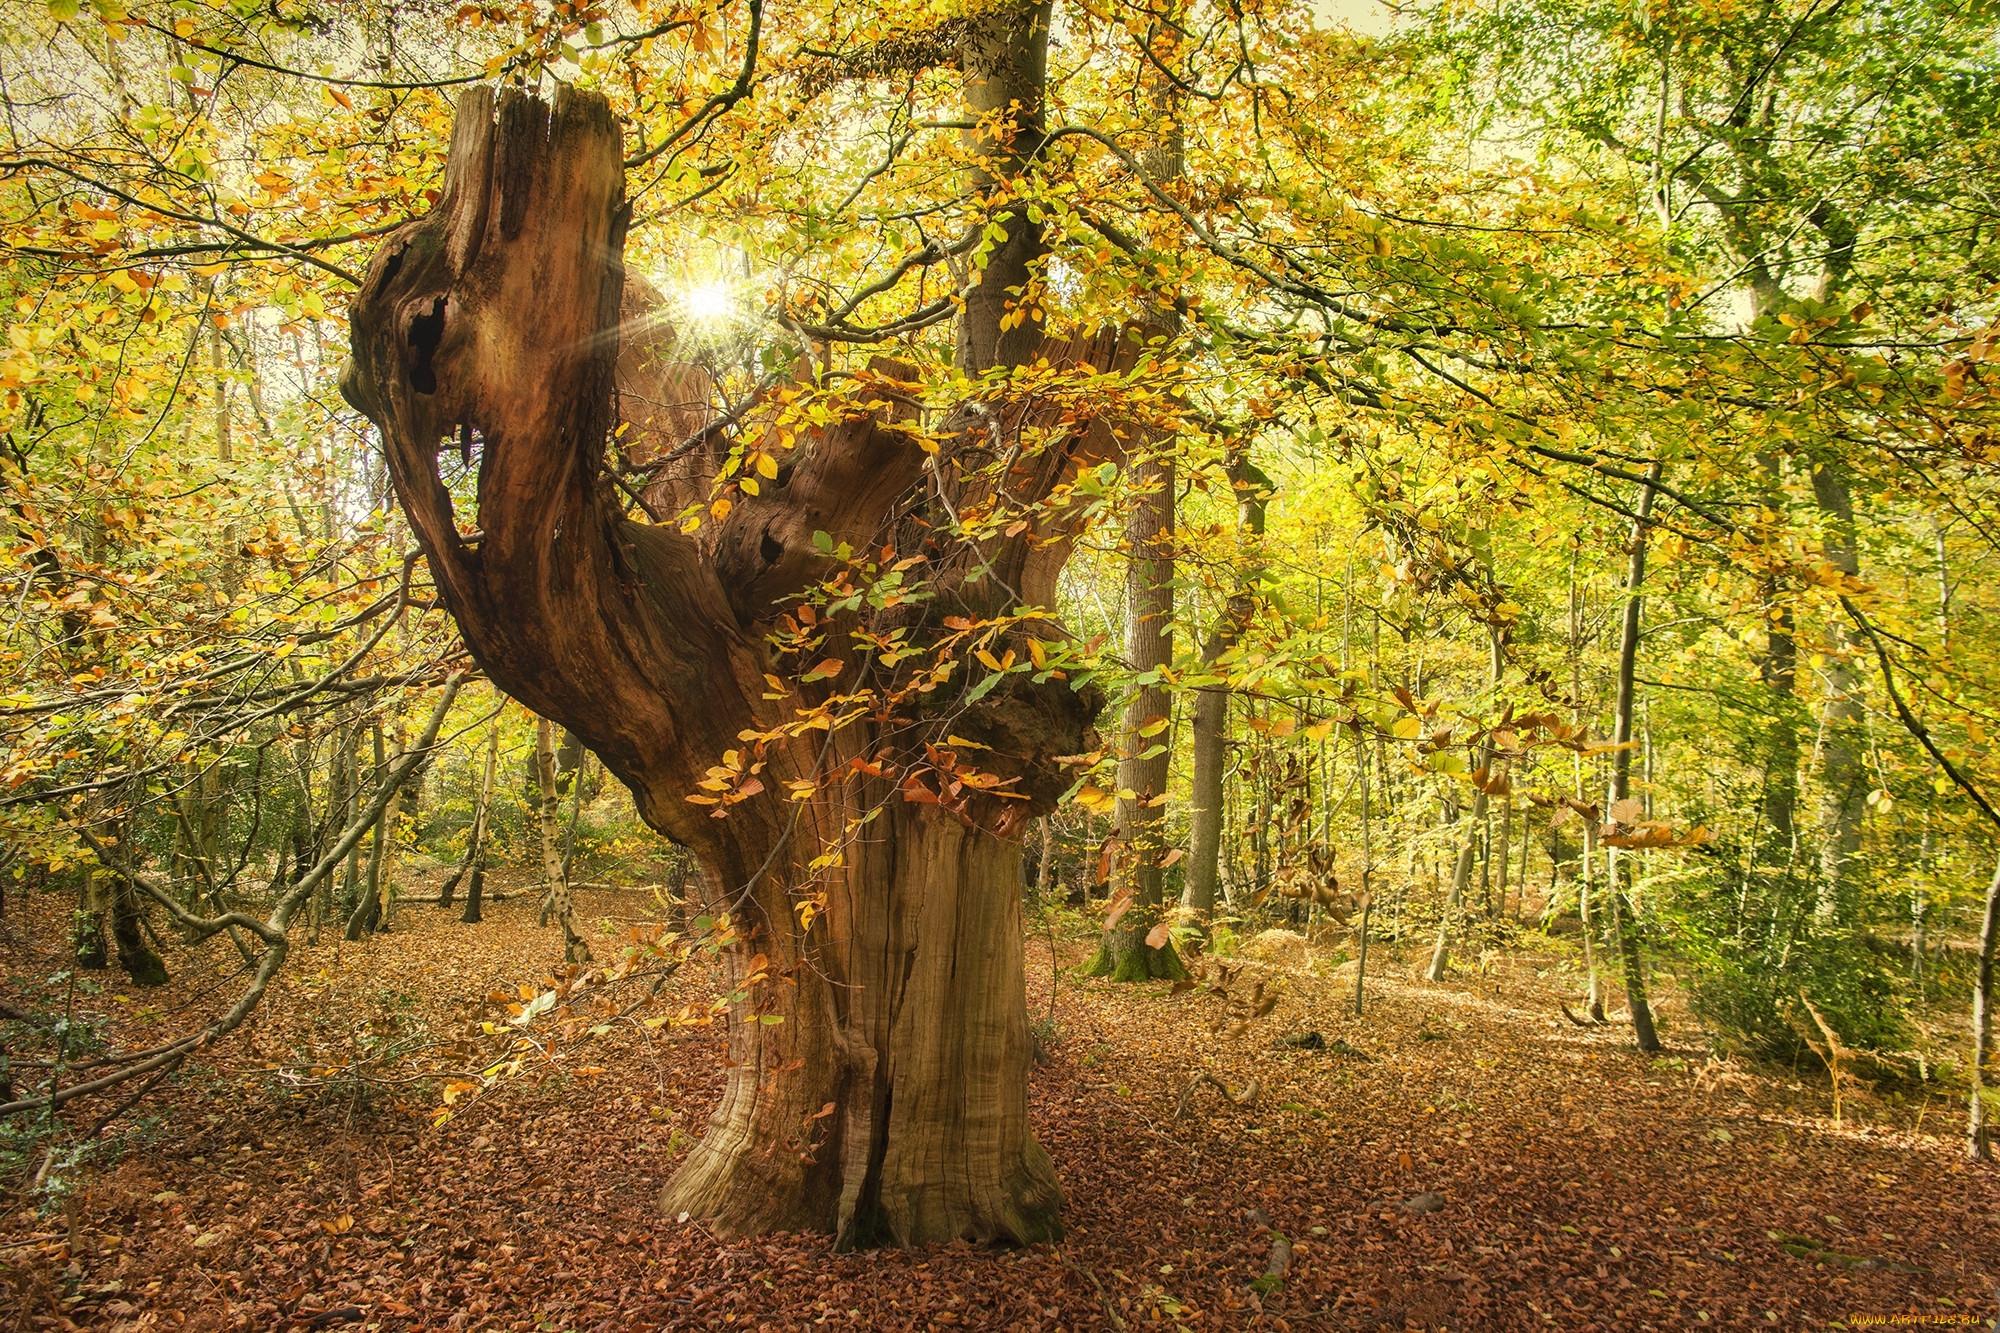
[47, 0, 80, 19]
[964, 670, 1003, 704]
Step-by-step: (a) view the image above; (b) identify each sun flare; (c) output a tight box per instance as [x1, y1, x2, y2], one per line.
[680, 281, 735, 325]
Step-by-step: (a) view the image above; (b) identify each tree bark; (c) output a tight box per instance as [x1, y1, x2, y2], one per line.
[1354, 729, 1373, 1017]
[1184, 450, 1269, 926]
[1579, 817, 1607, 1021]
[953, 2, 1053, 375]
[110, 860, 168, 987]
[443, 713, 501, 913]
[340, 79, 1153, 1245]
[1606, 465, 1664, 1053]
[1753, 452, 1800, 862]
[346, 720, 394, 940]
[1569, 555, 1606, 1018]
[460, 719, 499, 927]
[74, 868, 108, 968]
[534, 714, 590, 961]
[1429, 633, 1499, 981]
[1089, 441, 1182, 981]
[1970, 853, 2000, 1160]
[1811, 461, 1867, 924]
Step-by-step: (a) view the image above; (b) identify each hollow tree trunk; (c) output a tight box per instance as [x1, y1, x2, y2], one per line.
[340, 73, 1149, 1245]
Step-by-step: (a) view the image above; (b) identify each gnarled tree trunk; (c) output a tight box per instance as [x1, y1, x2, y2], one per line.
[341, 70, 1152, 1246]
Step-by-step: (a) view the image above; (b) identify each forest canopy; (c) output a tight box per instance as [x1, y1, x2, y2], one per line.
[0, 0, 1997, 1276]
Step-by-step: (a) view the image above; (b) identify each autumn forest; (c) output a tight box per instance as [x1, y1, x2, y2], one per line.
[0, 0, 1996, 1327]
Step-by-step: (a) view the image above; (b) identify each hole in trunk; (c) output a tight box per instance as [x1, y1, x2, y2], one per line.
[380, 245, 404, 287]
[760, 531, 783, 567]
[408, 296, 447, 395]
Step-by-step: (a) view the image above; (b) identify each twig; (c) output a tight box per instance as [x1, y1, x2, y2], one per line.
[1054, 1247, 1127, 1332]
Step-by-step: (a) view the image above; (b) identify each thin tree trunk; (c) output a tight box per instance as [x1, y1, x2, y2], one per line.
[1429, 632, 1499, 981]
[1969, 853, 2000, 1160]
[1185, 452, 1269, 925]
[1569, 558, 1607, 1017]
[74, 864, 109, 969]
[1036, 815, 1055, 902]
[461, 714, 501, 925]
[559, 747, 589, 883]
[1606, 464, 1664, 1053]
[1811, 461, 1867, 924]
[1580, 819, 1606, 1021]
[338, 720, 363, 920]
[1095, 31, 1186, 977]
[1913, 828, 1930, 986]
[1753, 452, 1800, 864]
[1090, 435, 1183, 981]
[380, 716, 409, 929]
[441, 714, 500, 909]
[1354, 729, 1373, 1017]
[346, 721, 392, 941]
[534, 715, 589, 961]
[104, 799, 167, 985]
[1429, 793, 1474, 982]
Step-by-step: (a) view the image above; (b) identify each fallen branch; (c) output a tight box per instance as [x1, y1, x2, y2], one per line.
[1174, 1071, 1261, 1118]
[1053, 1247, 1127, 1332]
[5, 674, 466, 1119]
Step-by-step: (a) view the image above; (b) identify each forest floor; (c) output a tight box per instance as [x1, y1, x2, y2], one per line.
[0, 877, 1994, 1332]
